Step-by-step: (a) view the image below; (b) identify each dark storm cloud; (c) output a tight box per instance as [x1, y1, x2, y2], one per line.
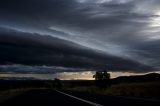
[0, 27, 153, 72]
[130, 40, 160, 69]
[0, 0, 139, 30]
[0, 0, 160, 72]
[0, 0, 78, 29]
[0, 64, 82, 74]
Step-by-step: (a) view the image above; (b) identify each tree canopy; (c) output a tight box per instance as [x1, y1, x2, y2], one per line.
[93, 71, 111, 88]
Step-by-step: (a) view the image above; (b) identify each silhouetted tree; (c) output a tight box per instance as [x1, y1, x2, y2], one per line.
[93, 71, 111, 88]
[54, 78, 62, 89]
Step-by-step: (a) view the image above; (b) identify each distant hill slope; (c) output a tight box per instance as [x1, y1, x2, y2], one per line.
[112, 73, 160, 84]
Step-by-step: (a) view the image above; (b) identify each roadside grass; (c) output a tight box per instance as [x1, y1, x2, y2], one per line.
[0, 88, 44, 103]
[104, 82, 160, 98]
[64, 81, 160, 100]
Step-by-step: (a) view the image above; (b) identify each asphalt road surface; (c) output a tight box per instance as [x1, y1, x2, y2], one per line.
[1, 89, 160, 106]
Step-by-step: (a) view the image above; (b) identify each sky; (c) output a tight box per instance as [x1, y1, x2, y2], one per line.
[0, 0, 160, 79]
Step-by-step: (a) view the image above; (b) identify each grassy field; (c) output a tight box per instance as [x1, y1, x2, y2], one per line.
[0, 88, 45, 103]
[0, 88, 28, 103]
[64, 81, 160, 100]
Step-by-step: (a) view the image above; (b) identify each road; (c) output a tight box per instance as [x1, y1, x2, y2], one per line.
[1, 89, 160, 106]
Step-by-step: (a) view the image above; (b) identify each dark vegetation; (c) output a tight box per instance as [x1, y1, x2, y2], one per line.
[0, 72, 160, 101]
[93, 71, 111, 88]
[0, 79, 63, 91]
[63, 72, 160, 100]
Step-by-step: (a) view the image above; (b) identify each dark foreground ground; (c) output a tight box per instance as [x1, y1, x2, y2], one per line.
[1, 89, 92, 106]
[1, 89, 160, 106]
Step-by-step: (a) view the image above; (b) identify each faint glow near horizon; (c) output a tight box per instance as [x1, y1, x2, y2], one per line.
[1, 71, 159, 80]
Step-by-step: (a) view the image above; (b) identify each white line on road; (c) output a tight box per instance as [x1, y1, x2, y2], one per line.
[55, 90, 103, 106]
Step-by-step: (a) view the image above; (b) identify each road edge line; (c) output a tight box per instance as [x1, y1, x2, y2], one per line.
[55, 90, 103, 106]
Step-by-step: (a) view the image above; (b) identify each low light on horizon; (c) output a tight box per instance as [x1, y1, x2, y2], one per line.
[1, 71, 159, 80]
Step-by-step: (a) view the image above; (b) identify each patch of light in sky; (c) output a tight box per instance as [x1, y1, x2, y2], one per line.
[150, 17, 160, 27]
[146, 11, 160, 40]
[77, 0, 112, 3]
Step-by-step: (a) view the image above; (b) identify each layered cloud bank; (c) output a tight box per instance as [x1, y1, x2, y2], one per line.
[0, 27, 155, 72]
[0, 0, 160, 73]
